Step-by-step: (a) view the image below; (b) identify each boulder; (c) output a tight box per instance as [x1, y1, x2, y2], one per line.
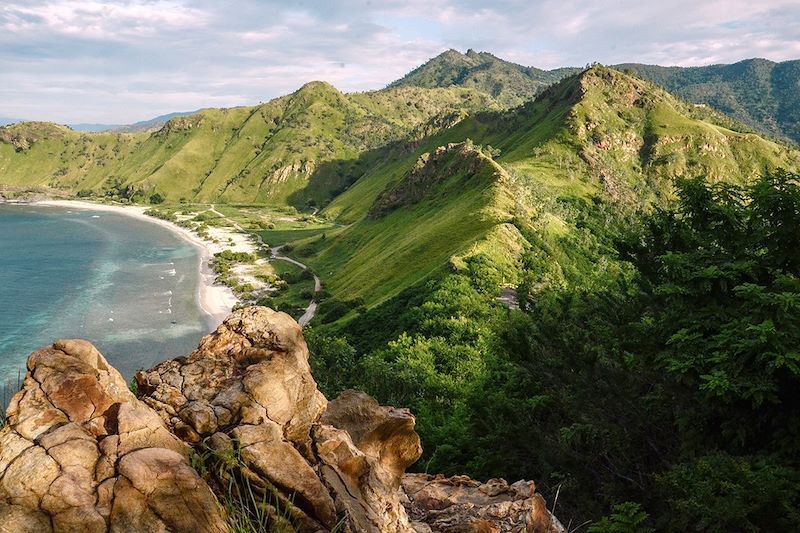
[0, 339, 226, 533]
[136, 307, 337, 530]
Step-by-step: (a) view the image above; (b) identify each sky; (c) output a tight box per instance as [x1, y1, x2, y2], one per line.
[1, 0, 799, 124]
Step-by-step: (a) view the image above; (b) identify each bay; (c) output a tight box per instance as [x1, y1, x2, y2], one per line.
[0, 204, 209, 399]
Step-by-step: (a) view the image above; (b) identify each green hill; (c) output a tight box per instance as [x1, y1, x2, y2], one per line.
[297, 142, 520, 306]
[618, 58, 800, 144]
[0, 83, 498, 205]
[393, 51, 800, 145]
[389, 49, 579, 108]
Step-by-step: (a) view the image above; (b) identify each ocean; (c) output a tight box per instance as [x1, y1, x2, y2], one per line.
[0, 204, 209, 398]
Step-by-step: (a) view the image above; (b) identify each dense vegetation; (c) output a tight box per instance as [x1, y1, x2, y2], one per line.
[308, 170, 800, 530]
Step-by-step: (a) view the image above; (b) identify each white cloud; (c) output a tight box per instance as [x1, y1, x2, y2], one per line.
[0, 0, 209, 39]
[0, 0, 798, 123]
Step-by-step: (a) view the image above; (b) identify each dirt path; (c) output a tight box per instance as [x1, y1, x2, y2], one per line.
[209, 205, 321, 325]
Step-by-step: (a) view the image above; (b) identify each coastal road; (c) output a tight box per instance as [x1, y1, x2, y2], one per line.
[208, 205, 322, 326]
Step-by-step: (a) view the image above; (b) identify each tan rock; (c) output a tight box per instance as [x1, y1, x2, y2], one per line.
[116, 448, 226, 532]
[402, 474, 565, 533]
[137, 307, 337, 528]
[138, 307, 326, 446]
[321, 390, 422, 489]
[314, 390, 423, 533]
[0, 340, 227, 532]
[0, 503, 52, 533]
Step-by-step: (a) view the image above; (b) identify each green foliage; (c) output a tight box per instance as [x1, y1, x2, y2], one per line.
[657, 453, 800, 532]
[632, 171, 800, 453]
[215, 250, 257, 263]
[144, 208, 177, 222]
[305, 328, 357, 396]
[308, 169, 800, 531]
[316, 297, 364, 324]
[588, 502, 654, 533]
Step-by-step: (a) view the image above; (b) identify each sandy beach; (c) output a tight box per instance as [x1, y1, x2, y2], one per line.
[34, 200, 249, 330]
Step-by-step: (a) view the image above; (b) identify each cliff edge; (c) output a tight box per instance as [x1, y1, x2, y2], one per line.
[0, 306, 563, 533]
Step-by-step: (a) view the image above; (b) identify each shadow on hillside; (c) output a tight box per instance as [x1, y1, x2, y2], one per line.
[285, 110, 515, 213]
[286, 140, 406, 211]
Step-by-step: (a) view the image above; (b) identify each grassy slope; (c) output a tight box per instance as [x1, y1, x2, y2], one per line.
[298, 67, 800, 309]
[0, 84, 498, 205]
[299, 143, 517, 305]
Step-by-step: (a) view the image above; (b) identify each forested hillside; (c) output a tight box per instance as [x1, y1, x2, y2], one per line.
[389, 49, 579, 108]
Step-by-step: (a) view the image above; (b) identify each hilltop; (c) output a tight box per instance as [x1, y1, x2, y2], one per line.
[393, 50, 800, 145]
[390, 49, 579, 108]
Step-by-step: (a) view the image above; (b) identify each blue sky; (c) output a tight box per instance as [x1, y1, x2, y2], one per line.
[1, 0, 799, 123]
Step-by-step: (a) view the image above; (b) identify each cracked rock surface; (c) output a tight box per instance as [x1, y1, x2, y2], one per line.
[136, 307, 423, 532]
[0, 339, 227, 533]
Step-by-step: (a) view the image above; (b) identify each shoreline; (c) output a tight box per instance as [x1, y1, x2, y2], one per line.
[33, 199, 240, 330]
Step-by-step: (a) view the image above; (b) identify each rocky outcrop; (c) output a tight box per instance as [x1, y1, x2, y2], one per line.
[0, 306, 563, 532]
[368, 142, 504, 219]
[0, 339, 226, 532]
[403, 474, 564, 533]
[135, 307, 422, 532]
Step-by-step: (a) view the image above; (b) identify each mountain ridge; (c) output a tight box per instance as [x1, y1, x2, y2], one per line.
[393, 50, 800, 144]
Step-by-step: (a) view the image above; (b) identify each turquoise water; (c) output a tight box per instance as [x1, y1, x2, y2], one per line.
[0, 205, 209, 395]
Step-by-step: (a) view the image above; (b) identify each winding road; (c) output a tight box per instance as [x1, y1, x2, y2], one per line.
[208, 205, 322, 326]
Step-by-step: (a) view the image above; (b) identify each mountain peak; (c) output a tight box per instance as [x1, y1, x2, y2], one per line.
[390, 50, 579, 108]
[292, 80, 343, 100]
